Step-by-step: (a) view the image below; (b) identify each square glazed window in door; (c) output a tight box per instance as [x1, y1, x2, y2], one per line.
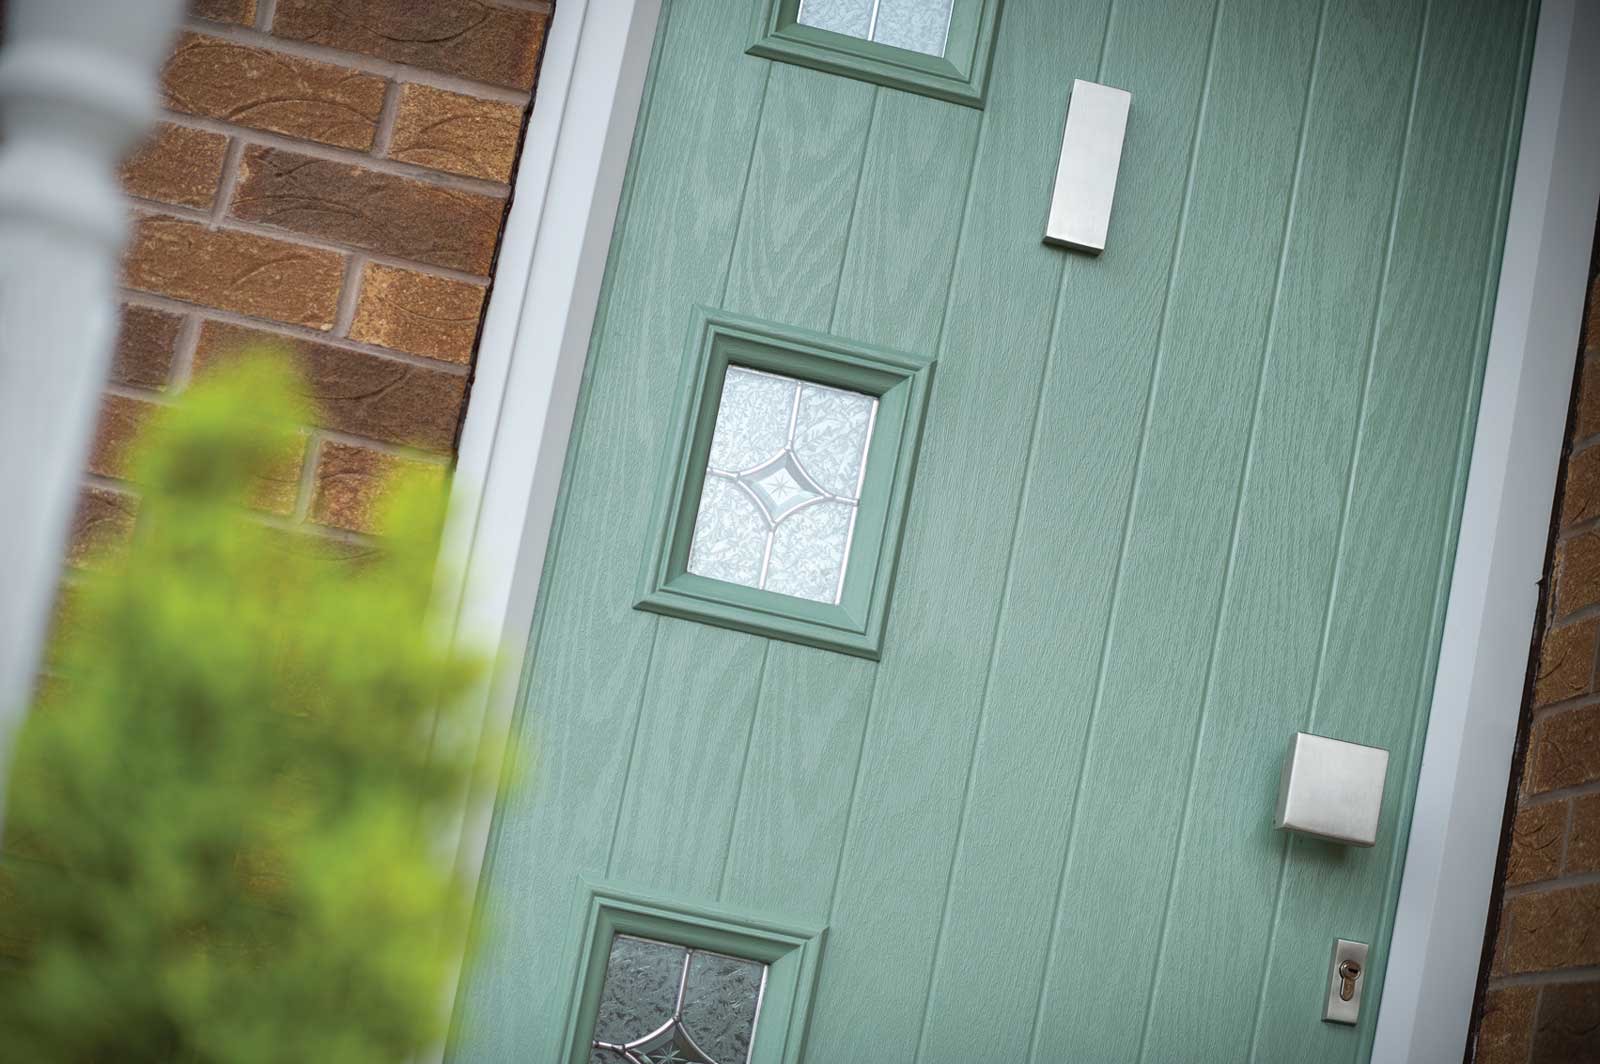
[560, 882, 826, 1064]
[688, 367, 877, 605]
[748, 0, 1003, 107]
[797, 0, 955, 56]
[636, 308, 935, 659]
[589, 936, 766, 1063]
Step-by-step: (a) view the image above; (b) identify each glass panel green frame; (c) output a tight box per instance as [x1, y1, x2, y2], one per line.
[635, 307, 935, 659]
[748, 0, 1004, 108]
[559, 881, 827, 1064]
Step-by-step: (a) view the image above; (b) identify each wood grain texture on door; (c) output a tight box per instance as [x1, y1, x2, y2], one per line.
[452, 0, 1536, 1061]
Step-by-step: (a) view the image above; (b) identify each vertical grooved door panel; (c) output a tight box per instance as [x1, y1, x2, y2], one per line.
[1252, 0, 1537, 1058]
[1140, 0, 1429, 1057]
[797, 0, 1103, 1052]
[451, 0, 1536, 1061]
[1029, 4, 1326, 1059]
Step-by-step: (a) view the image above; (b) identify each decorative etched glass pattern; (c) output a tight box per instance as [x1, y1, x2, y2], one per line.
[687, 367, 877, 604]
[590, 935, 767, 1064]
[871, 0, 957, 55]
[796, 0, 955, 57]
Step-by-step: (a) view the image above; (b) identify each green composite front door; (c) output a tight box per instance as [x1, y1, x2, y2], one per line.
[454, 0, 1535, 1060]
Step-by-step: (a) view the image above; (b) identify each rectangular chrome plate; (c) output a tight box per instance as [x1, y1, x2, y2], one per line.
[1044, 79, 1132, 254]
[1323, 938, 1369, 1025]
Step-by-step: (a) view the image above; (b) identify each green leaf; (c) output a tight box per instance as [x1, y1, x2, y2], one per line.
[0, 351, 497, 1064]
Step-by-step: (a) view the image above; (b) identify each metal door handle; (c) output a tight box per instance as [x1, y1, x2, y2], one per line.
[1044, 79, 1131, 254]
[1273, 732, 1389, 847]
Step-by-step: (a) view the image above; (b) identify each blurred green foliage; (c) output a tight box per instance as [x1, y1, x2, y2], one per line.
[0, 355, 492, 1063]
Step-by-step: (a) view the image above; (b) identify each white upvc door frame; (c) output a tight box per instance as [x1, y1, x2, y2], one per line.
[1373, 0, 1600, 1059]
[425, 0, 664, 1056]
[431, 0, 1600, 1058]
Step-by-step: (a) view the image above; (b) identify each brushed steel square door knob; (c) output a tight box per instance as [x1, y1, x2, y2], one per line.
[1273, 732, 1390, 847]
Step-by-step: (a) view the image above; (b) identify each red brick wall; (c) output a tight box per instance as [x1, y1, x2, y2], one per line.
[1473, 228, 1600, 1063]
[77, 0, 548, 550]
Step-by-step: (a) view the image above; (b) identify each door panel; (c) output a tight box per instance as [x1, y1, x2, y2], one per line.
[1023, 1, 1324, 1058]
[453, 0, 1535, 1060]
[797, 0, 1109, 1054]
[908, 0, 1219, 1055]
[456, 1, 773, 1053]
[1253, 2, 1535, 1057]
[1135, 0, 1432, 1055]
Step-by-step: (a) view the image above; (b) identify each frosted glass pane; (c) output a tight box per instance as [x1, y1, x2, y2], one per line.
[797, 0, 954, 58]
[707, 368, 793, 472]
[796, 0, 874, 39]
[792, 382, 876, 497]
[679, 951, 765, 1064]
[871, 0, 955, 56]
[687, 367, 876, 605]
[764, 501, 855, 603]
[687, 477, 768, 589]
[590, 936, 767, 1064]
[592, 937, 686, 1047]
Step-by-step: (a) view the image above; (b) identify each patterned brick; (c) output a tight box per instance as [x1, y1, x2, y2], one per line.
[1507, 800, 1568, 888]
[86, 393, 300, 513]
[1558, 531, 1600, 618]
[1561, 445, 1600, 530]
[1533, 618, 1599, 708]
[1504, 883, 1600, 974]
[348, 263, 485, 364]
[1492, 912, 1513, 978]
[111, 304, 182, 390]
[310, 441, 445, 533]
[163, 33, 387, 151]
[66, 487, 139, 568]
[123, 216, 345, 330]
[260, 525, 384, 569]
[1531, 981, 1600, 1063]
[387, 83, 523, 182]
[1477, 985, 1538, 1064]
[120, 122, 229, 209]
[1575, 356, 1600, 443]
[87, 395, 158, 480]
[1568, 793, 1600, 876]
[1586, 273, 1600, 355]
[194, 323, 466, 452]
[231, 146, 504, 274]
[271, 0, 547, 91]
[250, 431, 311, 517]
[1527, 704, 1600, 794]
[190, 0, 256, 25]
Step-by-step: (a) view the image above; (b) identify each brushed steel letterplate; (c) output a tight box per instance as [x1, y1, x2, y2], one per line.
[1044, 79, 1131, 254]
[1274, 732, 1390, 847]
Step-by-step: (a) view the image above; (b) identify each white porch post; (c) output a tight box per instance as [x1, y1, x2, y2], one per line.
[0, 1, 183, 809]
